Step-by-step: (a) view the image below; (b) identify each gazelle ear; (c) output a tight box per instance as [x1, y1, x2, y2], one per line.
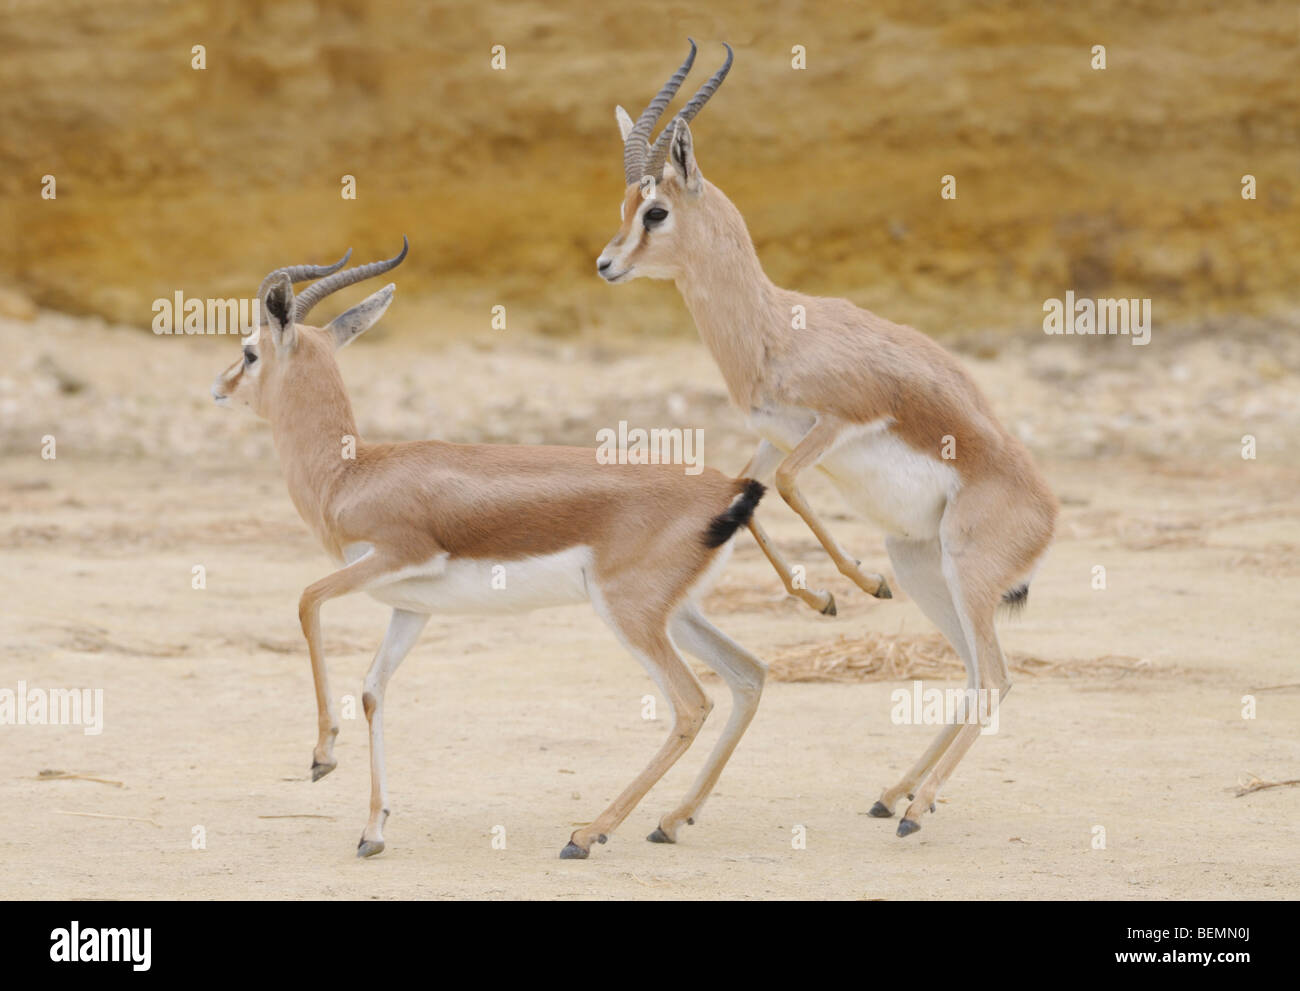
[263, 273, 296, 353]
[667, 119, 703, 195]
[615, 105, 635, 141]
[325, 283, 394, 350]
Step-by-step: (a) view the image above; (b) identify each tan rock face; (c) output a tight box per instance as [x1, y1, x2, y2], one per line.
[1, 1, 1296, 337]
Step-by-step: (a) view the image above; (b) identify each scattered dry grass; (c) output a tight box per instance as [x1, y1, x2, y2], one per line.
[1234, 773, 1300, 798]
[695, 632, 1157, 684]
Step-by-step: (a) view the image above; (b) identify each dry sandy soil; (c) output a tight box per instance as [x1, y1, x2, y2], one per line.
[1, 309, 1298, 900]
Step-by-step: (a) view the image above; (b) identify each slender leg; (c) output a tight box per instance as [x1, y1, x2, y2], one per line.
[298, 551, 402, 780]
[897, 607, 1009, 835]
[894, 492, 1017, 836]
[747, 519, 837, 614]
[870, 535, 976, 816]
[562, 618, 713, 859]
[774, 420, 892, 599]
[649, 607, 768, 843]
[740, 441, 837, 614]
[357, 608, 431, 858]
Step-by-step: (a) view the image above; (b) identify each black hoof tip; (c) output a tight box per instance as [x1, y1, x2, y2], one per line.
[647, 827, 675, 844]
[896, 818, 921, 838]
[875, 580, 893, 599]
[686, 817, 694, 826]
[559, 842, 589, 860]
[868, 801, 894, 818]
[597, 834, 607, 844]
[820, 595, 837, 616]
[310, 760, 336, 782]
[930, 802, 936, 814]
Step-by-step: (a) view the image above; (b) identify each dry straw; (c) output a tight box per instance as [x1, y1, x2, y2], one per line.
[697, 631, 1154, 684]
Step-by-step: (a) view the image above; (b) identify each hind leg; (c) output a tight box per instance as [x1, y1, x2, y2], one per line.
[894, 485, 1024, 836]
[896, 609, 1008, 835]
[869, 535, 977, 818]
[562, 600, 713, 859]
[649, 606, 768, 844]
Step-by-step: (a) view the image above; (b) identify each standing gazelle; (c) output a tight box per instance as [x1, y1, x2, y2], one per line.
[211, 240, 775, 860]
[598, 42, 1058, 836]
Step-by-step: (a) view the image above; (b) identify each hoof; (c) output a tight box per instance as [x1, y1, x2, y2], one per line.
[559, 841, 589, 860]
[896, 818, 921, 838]
[907, 793, 914, 801]
[647, 827, 675, 844]
[930, 802, 936, 813]
[820, 594, 837, 616]
[867, 801, 894, 819]
[356, 838, 385, 858]
[311, 760, 336, 782]
[874, 579, 892, 600]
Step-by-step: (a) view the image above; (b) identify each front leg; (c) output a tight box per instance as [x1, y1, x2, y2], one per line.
[774, 419, 892, 599]
[357, 608, 430, 857]
[740, 441, 837, 615]
[298, 550, 405, 781]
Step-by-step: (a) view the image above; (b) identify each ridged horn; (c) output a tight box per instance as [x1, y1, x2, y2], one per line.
[645, 43, 733, 180]
[292, 236, 409, 322]
[624, 39, 697, 185]
[255, 249, 352, 303]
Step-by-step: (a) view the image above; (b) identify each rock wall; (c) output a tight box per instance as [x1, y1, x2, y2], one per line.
[1, 0, 1296, 338]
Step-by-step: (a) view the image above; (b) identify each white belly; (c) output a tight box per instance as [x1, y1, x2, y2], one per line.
[347, 544, 594, 615]
[749, 410, 958, 539]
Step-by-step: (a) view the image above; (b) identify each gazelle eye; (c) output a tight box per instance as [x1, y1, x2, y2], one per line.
[244, 349, 258, 365]
[644, 206, 668, 228]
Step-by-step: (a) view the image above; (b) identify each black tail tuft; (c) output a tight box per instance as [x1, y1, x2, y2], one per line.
[703, 479, 766, 549]
[1000, 583, 1030, 615]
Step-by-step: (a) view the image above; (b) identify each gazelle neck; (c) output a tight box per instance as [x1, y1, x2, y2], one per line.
[673, 183, 784, 410]
[267, 356, 360, 532]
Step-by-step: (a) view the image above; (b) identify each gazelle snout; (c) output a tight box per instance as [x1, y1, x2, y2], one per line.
[211, 371, 232, 405]
[596, 250, 627, 283]
[596, 238, 635, 283]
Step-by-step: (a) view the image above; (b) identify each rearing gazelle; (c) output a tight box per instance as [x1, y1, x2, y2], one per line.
[598, 42, 1058, 836]
[211, 241, 773, 860]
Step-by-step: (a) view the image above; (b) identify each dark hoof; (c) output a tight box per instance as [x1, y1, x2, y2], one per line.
[930, 803, 936, 813]
[868, 801, 894, 818]
[686, 817, 694, 826]
[559, 841, 589, 860]
[311, 760, 336, 782]
[820, 594, 837, 616]
[896, 818, 921, 838]
[356, 837, 385, 858]
[907, 793, 915, 801]
[647, 827, 675, 844]
[874, 579, 893, 600]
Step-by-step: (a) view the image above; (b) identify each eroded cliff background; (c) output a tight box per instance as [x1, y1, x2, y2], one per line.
[1, 0, 1296, 338]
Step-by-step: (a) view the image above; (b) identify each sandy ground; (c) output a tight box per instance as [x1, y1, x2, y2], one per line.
[1, 311, 1298, 899]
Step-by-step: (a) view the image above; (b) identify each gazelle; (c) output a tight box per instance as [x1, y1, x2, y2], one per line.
[211, 241, 774, 860]
[598, 42, 1058, 837]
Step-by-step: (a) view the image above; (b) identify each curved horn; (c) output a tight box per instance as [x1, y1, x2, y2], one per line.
[645, 43, 733, 180]
[255, 249, 352, 303]
[624, 39, 697, 185]
[292, 236, 409, 321]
